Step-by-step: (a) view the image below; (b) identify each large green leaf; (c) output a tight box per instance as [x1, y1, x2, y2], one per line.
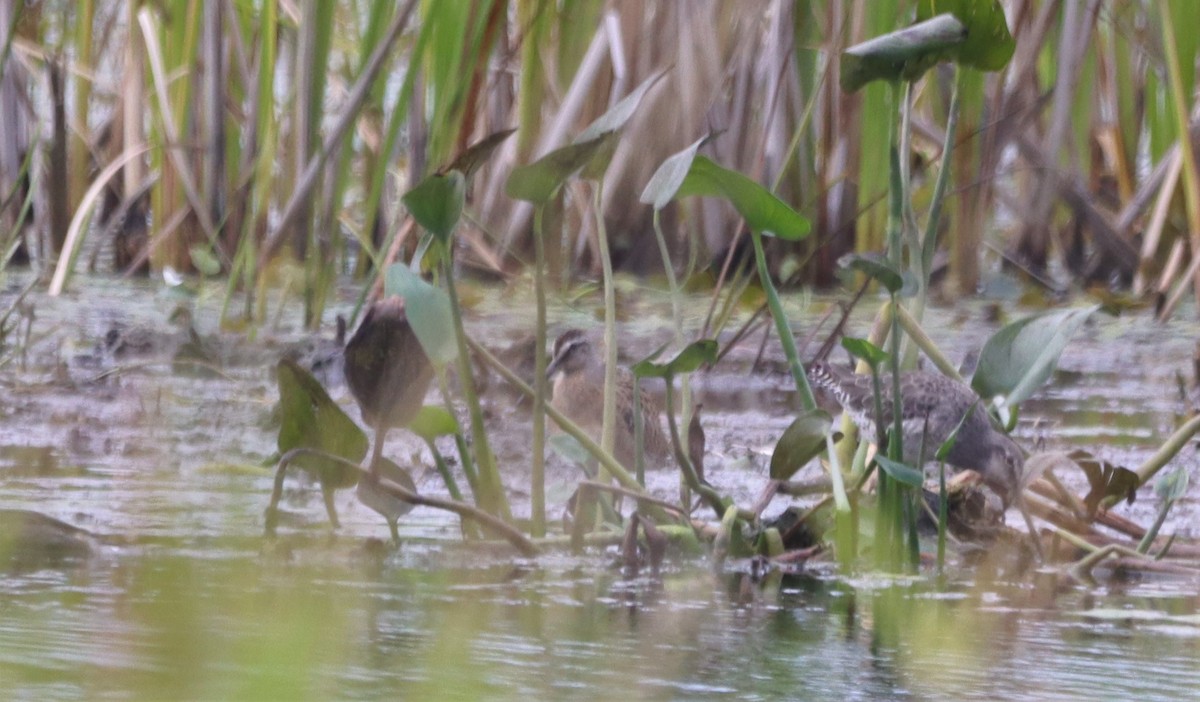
[401, 170, 464, 244]
[639, 134, 708, 210]
[276, 359, 367, 490]
[675, 156, 811, 240]
[383, 263, 458, 365]
[971, 305, 1099, 409]
[770, 409, 834, 481]
[916, 0, 1014, 72]
[505, 133, 612, 204]
[841, 13, 966, 92]
[631, 339, 718, 379]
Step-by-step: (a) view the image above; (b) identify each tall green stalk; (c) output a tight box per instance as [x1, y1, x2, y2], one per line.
[441, 255, 511, 521]
[531, 206, 548, 537]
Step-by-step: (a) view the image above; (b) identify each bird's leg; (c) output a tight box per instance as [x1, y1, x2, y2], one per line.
[1014, 492, 1044, 562]
[368, 422, 390, 477]
[322, 484, 340, 528]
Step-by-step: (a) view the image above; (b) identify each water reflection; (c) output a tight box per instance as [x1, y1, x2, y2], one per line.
[3, 277, 1200, 699]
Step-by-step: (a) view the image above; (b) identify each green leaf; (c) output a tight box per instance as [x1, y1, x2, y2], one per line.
[631, 339, 718, 378]
[770, 409, 833, 481]
[1155, 466, 1189, 504]
[409, 405, 460, 441]
[276, 359, 367, 490]
[971, 305, 1100, 409]
[401, 170, 465, 244]
[916, 0, 1015, 72]
[839, 252, 903, 293]
[383, 263, 458, 365]
[841, 337, 889, 368]
[640, 135, 708, 209]
[548, 433, 591, 468]
[675, 156, 810, 240]
[576, 70, 667, 143]
[505, 133, 612, 204]
[188, 245, 221, 276]
[443, 128, 516, 178]
[355, 457, 417, 524]
[874, 455, 926, 489]
[841, 13, 966, 92]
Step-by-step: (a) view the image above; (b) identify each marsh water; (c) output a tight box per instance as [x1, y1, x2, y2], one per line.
[2, 273, 1199, 700]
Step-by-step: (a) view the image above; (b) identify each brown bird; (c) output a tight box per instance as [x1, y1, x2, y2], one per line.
[343, 296, 434, 473]
[546, 329, 671, 470]
[808, 361, 1024, 507]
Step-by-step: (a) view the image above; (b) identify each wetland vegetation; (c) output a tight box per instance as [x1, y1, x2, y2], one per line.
[2, 1, 1200, 699]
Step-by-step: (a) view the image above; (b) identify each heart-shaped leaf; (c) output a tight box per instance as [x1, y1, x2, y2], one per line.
[675, 156, 811, 240]
[631, 339, 718, 379]
[840, 13, 967, 93]
[972, 305, 1099, 409]
[276, 359, 367, 490]
[401, 170, 465, 244]
[770, 409, 833, 481]
[506, 133, 612, 204]
[576, 70, 667, 143]
[640, 134, 713, 210]
[383, 263, 457, 365]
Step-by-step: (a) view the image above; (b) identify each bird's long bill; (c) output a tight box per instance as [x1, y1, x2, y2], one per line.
[545, 353, 563, 380]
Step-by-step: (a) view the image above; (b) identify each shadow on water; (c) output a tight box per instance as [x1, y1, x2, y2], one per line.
[2, 274, 1200, 699]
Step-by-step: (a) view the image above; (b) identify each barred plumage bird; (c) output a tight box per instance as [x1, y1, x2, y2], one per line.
[808, 361, 1023, 506]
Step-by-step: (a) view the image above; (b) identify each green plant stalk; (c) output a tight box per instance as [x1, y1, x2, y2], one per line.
[904, 66, 962, 368]
[595, 183, 618, 464]
[651, 207, 686, 492]
[357, 5, 429, 280]
[440, 256, 511, 520]
[1160, 0, 1200, 309]
[426, 439, 464, 502]
[886, 81, 904, 268]
[68, 0, 94, 213]
[1136, 499, 1174, 554]
[1133, 413, 1200, 489]
[749, 231, 845, 517]
[937, 461, 947, 573]
[749, 231, 815, 409]
[531, 205, 548, 537]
